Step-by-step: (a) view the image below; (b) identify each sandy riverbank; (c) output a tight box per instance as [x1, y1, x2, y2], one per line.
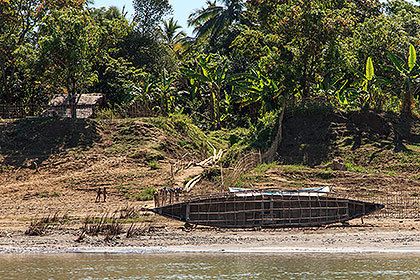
[1, 218, 420, 255]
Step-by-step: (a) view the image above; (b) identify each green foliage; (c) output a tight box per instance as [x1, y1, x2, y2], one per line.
[249, 110, 280, 151]
[188, 0, 244, 42]
[96, 108, 122, 120]
[182, 53, 248, 129]
[345, 162, 372, 174]
[147, 159, 161, 170]
[388, 44, 420, 114]
[366, 58, 374, 81]
[409, 44, 417, 71]
[133, 0, 173, 35]
[349, 57, 389, 110]
[37, 191, 61, 198]
[159, 17, 185, 44]
[37, 7, 102, 117]
[3, 0, 420, 135]
[146, 115, 225, 153]
[236, 66, 285, 120]
[132, 186, 157, 201]
[255, 162, 278, 173]
[123, 69, 183, 118]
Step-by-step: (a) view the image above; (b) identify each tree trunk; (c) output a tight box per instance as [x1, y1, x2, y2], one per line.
[401, 83, 413, 116]
[215, 88, 221, 130]
[69, 80, 79, 119]
[263, 98, 286, 162]
[209, 87, 215, 128]
[69, 94, 77, 119]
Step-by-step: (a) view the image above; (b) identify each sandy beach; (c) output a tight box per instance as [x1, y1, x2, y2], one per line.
[1, 217, 419, 255]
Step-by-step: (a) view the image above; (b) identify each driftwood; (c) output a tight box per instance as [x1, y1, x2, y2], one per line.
[184, 142, 224, 192]
[197, 142, 224, 168]
[185, 175, 202, 192]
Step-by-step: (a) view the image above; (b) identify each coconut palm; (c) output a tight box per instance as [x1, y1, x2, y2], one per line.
[159, 17, 186, 46]
[159, 17, 187, 57]
[188, 0, 244, 41]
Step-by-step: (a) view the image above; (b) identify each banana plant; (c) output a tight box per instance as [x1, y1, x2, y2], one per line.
[388, 44, 420, 115]
[351, 57, 387, 110]
[125, 74, 156, 115]
[154, 69, 178, 116]
[235, 67, 284, 119]
[127, 70, 179, 116]
[182, 54, 245, 129]
[315, 70, 349, 107]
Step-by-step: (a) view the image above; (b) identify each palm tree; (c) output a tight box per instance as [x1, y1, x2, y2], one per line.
[159, 17, 187, 57]
[159, 17, 186, 46]
[188, 0, 244, 41]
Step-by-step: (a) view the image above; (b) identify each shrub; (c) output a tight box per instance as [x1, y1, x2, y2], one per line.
[133, 186, 157, 201]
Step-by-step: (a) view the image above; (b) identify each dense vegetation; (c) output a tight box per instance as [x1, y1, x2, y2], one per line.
[2, 0, 420, 131]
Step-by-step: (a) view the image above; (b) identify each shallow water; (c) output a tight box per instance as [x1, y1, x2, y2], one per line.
[0, 253, 420, 280]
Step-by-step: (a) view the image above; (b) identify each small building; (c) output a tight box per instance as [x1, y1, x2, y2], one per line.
[46, 94, 104, 118]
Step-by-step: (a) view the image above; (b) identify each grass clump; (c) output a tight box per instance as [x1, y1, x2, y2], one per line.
[0, 163, 10, 173]
[79, 213, 122, 242]
[37, 191, 61, 198]
[96, 108, 122, 120]
[130, 186, 157, 201]
[255, 162, 278, 173]
[25, 212, 69, 236]
[147, 159, 161, 170]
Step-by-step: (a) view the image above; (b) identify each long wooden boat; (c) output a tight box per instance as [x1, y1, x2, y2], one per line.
[152, 191, 384, 228]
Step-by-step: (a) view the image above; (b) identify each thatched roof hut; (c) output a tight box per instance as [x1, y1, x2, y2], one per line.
[46, 94, 104, 118]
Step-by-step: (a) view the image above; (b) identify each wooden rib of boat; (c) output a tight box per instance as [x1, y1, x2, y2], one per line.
[152, 191, 384, 228]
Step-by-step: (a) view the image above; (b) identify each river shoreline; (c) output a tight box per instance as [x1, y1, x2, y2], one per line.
[1, 218, 419, 255]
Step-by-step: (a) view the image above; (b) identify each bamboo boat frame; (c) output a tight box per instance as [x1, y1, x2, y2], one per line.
[152, 190, 385, 228]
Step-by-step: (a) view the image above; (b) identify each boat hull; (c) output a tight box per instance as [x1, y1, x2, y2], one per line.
[152, 192, 384, 228]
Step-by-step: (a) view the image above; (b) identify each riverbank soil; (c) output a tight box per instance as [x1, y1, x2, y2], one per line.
[0, 112, 420, 253]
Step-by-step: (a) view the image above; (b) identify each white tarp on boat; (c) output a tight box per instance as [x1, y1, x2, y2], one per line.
[229, 186, 331, 197]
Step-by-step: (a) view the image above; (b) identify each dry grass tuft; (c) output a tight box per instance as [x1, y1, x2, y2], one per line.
[25, 212, 69, 236]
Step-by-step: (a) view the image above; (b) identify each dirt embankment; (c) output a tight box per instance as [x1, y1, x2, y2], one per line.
[0, 117, 219, 230]
[278, 111, 420, 170]
[0, 112, 420, 253]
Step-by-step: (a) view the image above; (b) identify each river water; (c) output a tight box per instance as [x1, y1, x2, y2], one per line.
[0, 253, 420, 279]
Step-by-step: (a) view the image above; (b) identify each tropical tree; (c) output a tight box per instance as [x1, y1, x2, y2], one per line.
[37, 7, 102, 118]
[159, 17, 186, 58]
[159, 18, 186, 46]
[88, 6, 139, 107]
[248, 0, 358, 101]
[0, 0, 47, 103]
[188, 0, 244, 42]
[133, 0, 173, 35]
